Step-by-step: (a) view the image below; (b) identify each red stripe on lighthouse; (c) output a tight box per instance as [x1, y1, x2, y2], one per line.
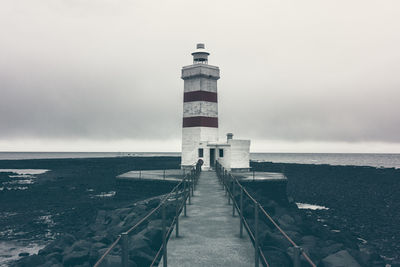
[183, 116, 218, 128]
[184, 91, 217, 103]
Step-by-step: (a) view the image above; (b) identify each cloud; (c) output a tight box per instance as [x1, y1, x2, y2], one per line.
[0, 0, 399, 151]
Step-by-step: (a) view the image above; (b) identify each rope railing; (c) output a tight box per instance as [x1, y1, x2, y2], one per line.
[94, 164, 201, 267]
[215, 161, 317, 267]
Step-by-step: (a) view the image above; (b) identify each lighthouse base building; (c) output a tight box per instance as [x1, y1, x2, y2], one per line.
[183, 134, 251, 172]
[181, 44, 251, 172]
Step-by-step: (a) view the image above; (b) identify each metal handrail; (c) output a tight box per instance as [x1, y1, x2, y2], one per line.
[215, 161, 316, 267]
[94, 166, 201, 267]
[150, 186, 189, 266]
[223, 171, 268, 267]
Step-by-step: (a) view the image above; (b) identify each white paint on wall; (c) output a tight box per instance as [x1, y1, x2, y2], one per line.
[181, 127, 218, 168]
[182, 64, 220, 81]
[215, 146, 231, 169]
[184, 77, 218, 93]
[228, 139, 251, 170]
[183, 101, 218, 118]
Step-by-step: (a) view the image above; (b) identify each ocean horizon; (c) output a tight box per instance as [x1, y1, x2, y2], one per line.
[0, 152, 399, 169]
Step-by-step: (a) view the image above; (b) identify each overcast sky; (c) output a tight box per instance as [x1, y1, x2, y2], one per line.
[1, 0, 400, 152]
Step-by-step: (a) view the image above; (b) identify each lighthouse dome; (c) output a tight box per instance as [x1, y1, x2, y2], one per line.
[191, 43, 210, 63]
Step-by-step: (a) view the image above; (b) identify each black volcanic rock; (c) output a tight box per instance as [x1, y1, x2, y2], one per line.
[250, 161, 396, 266]
[5, 156, 180, 266]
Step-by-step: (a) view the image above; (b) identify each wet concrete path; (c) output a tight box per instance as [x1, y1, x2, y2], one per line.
[161, 171, 253, 267]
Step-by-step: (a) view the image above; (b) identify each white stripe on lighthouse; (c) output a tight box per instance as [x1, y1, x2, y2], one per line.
[183, 101, 218, 118]
[184, 78, 218, 93]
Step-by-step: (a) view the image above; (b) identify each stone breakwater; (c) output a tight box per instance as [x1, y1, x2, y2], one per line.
[238, 181, 384, 267]
[15, 195, 179, 267]
[250, 161, 399, 266]
[0, 157, 180, 266]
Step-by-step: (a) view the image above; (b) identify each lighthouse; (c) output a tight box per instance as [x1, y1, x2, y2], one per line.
[181, 44, 250, 171]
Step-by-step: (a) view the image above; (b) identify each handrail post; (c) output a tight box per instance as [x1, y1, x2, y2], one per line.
[121, 232, 128, 267]
[162, 202, 167, 267]
[193, 169, 197, 190]
[254, 202, 259, 267]
[224, 171, 228, 196]
[293, 246, 301, 267]
[191, 174, 194, 196]
[188, 177, 191, 205]
[240, 187, 243, 238]
[232, 180, 236, 216]
[190, 170, 194, 190]
[194, 171, 196, 192]
[184, 178, 187, 216]
[175, 190, 179, 237]
[228, 182, 231, 205]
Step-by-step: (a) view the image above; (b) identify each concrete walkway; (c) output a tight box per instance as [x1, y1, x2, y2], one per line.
[161, 171, 254, 267]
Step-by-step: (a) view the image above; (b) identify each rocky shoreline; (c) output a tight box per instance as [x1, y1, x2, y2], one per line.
[0, 157, 180, 266]
[15, 195, 179, 267]
[238, 182, 383, 266]
[2, 157, 399, 266]
[251, 161, 400, 266]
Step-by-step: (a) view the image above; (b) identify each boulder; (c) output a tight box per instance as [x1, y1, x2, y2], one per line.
[92, 232, 113, 245]
[115, 208, 132, 220]
[264, 232, 292, 250]
[320, 243, 344, 257]
[262, 249, 292, 267]
[93, 254, 120, 267]
[140, 221, 163, 250]
[18, 252, 30, 257]
[62, 240, 91, 266]
[283, 230, 302, 244]
[37, 261, 60, 267]
[45, 252, 63, 262]
[278, 214, 295, 227]
[123, 212, 138, 226]
[38, 239, 65, 256]
[146, 198, 160, 209]
[94, 210, 108, 225]
[15, 255, 45, 267]
[129, 233, 151, 251]
[63, 250, 89, 266]
[301, 235, 319, 248]
[322, 250, 361, 267]
[107, 213, 121, 227]
[349, 248, 385, 267]
[129, 250, 155, 266]
[62, 233, 77, 245]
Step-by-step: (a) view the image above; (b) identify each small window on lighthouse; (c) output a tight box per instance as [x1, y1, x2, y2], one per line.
[198, 148, 204, 158]
[219, 149, 224, 158]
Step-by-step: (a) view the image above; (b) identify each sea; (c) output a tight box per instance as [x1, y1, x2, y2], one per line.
[0, 152, 399, 168]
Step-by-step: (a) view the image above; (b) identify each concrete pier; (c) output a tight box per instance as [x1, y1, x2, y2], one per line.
[161, 171, 253, 267]
[117, 169, 186, 182]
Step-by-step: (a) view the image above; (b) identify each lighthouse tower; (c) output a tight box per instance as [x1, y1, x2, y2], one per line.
[181, 44, 220, 170]
[181, 44, 250, 171]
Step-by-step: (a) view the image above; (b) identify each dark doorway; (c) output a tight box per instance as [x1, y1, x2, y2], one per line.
[210, 148, 215, 168]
